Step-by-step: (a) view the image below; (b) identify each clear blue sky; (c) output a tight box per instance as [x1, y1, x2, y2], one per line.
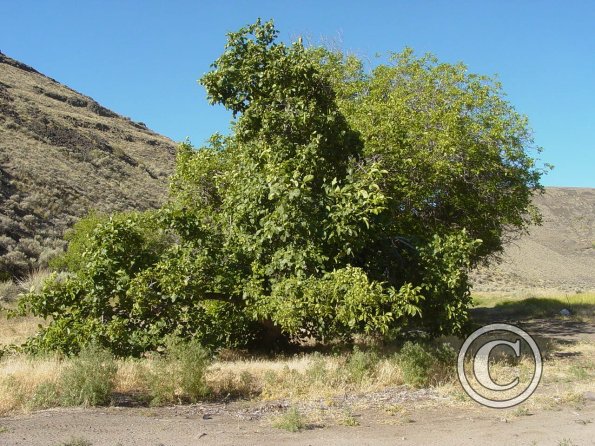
[2, 0, 594, 187]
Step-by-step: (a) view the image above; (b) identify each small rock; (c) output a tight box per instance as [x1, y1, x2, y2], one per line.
[560, 308, 571, 316]
[584, 391, 595, 401]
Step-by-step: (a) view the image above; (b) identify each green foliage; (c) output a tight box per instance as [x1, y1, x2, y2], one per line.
[314, 47, 545, 260]
[18, 20, 544, 355]
[272, 407, 305, 432]
[59, 344, 117, 406]
[49, 211, 106, 272]
[257, 267, 423, 342]
[396, 342, 455, 388]
[145, 336, 211, 405]
[29, 382, 60, 410]
[343, 346, 379, 384]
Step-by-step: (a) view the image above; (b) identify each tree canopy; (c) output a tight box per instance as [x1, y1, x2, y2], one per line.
[16, 20, 545, 356]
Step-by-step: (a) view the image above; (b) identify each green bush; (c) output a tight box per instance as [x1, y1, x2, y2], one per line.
[28, 382, 60, 410]
[146, 336, 211, 405]
[396, 342, 455, 388]
[49, 212, 106, 273]
[272, 407, 305, 432]
[343, 347, 379, 385]
[59, 344, 117, 406]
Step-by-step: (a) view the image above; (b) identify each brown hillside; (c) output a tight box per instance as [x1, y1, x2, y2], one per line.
[0, 51, 176, 278]
[472, 187, 595, 293]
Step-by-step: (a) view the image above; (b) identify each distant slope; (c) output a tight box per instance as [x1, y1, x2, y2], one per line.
[0, 51, 176, 278]
[472, 187, 595, 293]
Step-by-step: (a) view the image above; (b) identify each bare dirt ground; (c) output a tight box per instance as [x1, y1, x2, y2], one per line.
[0, 398, 593, 445]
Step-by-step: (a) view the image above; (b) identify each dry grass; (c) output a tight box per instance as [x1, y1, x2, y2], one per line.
[0, 271, 52, 348]
[1, 269, 53, 303]
[0, 354, 63, 413]
[210, 353, 406, 401]
[0, 293, 593, 415]
[0, 336, 592, 415]
[0, 314, 42, 346]
[15, 269, 51, 294]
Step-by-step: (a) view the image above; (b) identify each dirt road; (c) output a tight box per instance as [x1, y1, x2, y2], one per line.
[1, 398, 593, 446]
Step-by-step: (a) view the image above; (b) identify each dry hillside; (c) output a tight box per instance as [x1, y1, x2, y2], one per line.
[0, 51, 176, 278]
[472, 187, 595, 293]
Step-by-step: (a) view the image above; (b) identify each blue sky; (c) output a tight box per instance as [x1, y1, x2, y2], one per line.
[2, 1, 593, 187]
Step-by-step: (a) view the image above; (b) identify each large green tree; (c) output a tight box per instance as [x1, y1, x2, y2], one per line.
[16, 20, 544, 355]
[314, 47, 544, 260]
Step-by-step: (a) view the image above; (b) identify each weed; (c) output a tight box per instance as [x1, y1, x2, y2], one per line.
[146, 336, 211, 405]
[512, 406, 531, 417]
[56, 437, 93, 446]
[558, 392, 586, 409]
[384, 404, 407, 416]
[305, 352, 329, 383]
[568, 365, 589, 381]
[28, 382, 60, 410]
[343, 347, 378, 385]
[273, 407, 305, 432]
[396, 342, 455, 387]
[59, 344, 117, 406]
[338, 409, 360, 426]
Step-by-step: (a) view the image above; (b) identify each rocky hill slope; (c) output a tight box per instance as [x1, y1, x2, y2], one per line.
[472, 187, 595, 293]
[0, 51, 176, 278]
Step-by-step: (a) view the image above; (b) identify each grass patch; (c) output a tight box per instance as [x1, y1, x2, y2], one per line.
[59, 344, 117, 406]
[144, 336, 211, 405]
[396, 342, 455, 388]
[0, 293, 592, 414]
[511, 406, 531, 417]
[56, 438, 93, 446]
[472, 292, 595, 320]
[272, 407, 305, 432]
[338, 409, 360, 426]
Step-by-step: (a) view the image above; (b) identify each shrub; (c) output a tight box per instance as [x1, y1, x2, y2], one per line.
[145, 336, 211, 405]
[396, 342, 455, 388]
[0, 280, 20, 302]
[272, 407, 305, 432]
[28, 382, 60, 410]
[343, 347, 379, 385]
[49, 212, 106, 273]
[59, 344, 117, 406]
